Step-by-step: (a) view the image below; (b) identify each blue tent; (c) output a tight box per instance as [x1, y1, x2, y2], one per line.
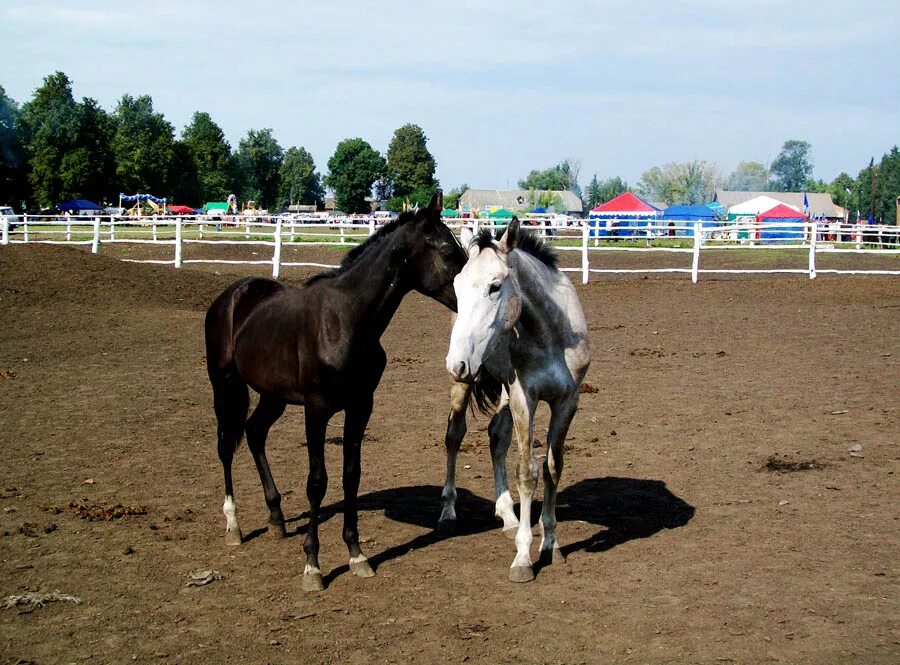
[57, 199, 103, 212]
[530, 207, 548, 214]
[661, 204, 721, 237]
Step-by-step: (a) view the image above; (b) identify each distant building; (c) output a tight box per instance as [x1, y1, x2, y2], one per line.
[324, 196, 379, 213]
[714, 190, 846, 221]
[459, 189, 584, 217]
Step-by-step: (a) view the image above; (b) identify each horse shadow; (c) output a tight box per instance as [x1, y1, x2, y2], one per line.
[263, 477, 694, 583]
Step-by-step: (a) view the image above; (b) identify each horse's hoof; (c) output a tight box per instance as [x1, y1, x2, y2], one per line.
[436, 519, 456, 537]
[502, 526, 519, 540]
[509, 565, 535, 583]
[302, 572, 325, 592]
[224, 529, 243, 546]
[269, 521, 287, 539]
[350, 559, 375, 578]
[540, 547, 566, 566]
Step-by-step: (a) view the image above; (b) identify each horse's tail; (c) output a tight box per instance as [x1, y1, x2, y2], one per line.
[471, 370, 503, 415]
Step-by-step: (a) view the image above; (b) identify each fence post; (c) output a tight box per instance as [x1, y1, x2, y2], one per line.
[855, 223, 862, 250]
[1, 218, 8, 245]
[808, 220, 817, 279]
[290, 219, 296, 242]
[691, 221, 702, 283]
[91, 217, 101, 253]
[152, 214, 158, 242]
[272, 218, 283, 279]
[174, 217, 183, 268]
[109, 214, 115, 241]
[23, 216, 29, 242]
[339, 221, 345, 244]
[65, 214, 72, 241]
[369, 216, 375, 237]
[581, 219, 589, 284]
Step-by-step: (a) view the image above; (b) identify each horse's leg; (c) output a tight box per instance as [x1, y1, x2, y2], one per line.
[342, 393, 376, 578]
[488, 399, 519, 538]
[539, 395, 578, 567]
[212, 372, 249, 546]
[302, 404, 330, 592]
[507, 380, 538, 583]
[438, 381, 471, 534]
[245, 394, 287, 538]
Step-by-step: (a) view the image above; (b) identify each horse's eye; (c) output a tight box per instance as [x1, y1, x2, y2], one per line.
[488, 281, 501, 296]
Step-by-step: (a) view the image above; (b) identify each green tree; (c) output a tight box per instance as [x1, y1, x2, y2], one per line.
[874, 147, 900, 224]
[181, 112, 235, 203]
[112, 94, 178, 196]
[856, 148, 900, 224]
[385, 123, 437, 205]
[827, 172, 856, 214]
[637, 161, 719, 206]
[770, 140, 813, 192]
[169, 140, 201, 206]
[584, 175, 628, 208]
[725, 161, 770, 191]
[60, 98, 115, 205]
[277, 146, 324, 210]
[444, 183, 468, 210]
[518, 160, 581, 196]
[0, 85, 26, 208]
[325, 138, 385, 214]
[235, 128, 283, 210]
[18, 71, 82, 209]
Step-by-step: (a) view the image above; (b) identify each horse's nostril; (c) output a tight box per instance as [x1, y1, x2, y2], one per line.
[456, 361, 467, 379]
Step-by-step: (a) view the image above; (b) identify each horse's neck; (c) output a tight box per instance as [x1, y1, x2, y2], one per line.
[332, 230, 412, 339]
[512, 256, 580, 343]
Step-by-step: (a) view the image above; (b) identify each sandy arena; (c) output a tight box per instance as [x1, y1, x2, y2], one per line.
[0, 241, 897, 664]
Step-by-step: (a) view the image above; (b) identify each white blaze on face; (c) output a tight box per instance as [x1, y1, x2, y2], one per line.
[446, 242, 509, 382]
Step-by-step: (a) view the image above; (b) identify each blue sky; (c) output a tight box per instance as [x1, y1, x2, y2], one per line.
[2, 0, 898, 192]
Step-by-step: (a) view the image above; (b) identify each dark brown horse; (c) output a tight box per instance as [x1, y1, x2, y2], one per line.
[205, 193, 465, 591]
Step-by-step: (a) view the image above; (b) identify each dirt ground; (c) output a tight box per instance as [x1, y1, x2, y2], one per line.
[0, 241, 897, 665]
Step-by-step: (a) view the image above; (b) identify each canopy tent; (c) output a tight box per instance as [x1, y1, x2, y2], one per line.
[589, 192, 661, 238]
[204, 202, 229, 213]
[486, 207, 515, 219]
[57, 199, 103, 213]
[167, 205, 197, 215]
[441, 208, 460, 218]
[661, 204, 720, 221]
[661, 204, 721, 237]
[758, 203, 806, 242]
[530, 206, 548, 214]
[119, 193, 166, 205]
[727, 195, 788, 219]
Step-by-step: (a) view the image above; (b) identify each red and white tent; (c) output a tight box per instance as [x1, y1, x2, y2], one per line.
[590, 192, 661, 217]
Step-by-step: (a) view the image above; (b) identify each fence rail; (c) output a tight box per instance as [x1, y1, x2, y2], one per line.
[2, 214, 898, 283]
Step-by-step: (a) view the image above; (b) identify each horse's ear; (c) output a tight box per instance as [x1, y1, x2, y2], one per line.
[427, 190, 443, 212]
[460, 226, 475, 256]
[498, 217, 520, 254]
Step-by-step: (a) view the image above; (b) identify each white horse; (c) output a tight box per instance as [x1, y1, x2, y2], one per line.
[443, 219, 591, 582]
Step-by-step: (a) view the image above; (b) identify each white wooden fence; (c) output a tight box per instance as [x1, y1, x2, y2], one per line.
[2, 215, 898, 283]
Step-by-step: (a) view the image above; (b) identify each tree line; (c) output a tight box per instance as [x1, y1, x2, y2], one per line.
[1, 72, 897, 222]
[0, 72, 440, 215]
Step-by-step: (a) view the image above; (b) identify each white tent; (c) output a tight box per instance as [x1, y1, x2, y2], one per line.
[727, 195, 798, 218]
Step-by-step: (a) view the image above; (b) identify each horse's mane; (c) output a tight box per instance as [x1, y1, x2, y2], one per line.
[305, 213, 411, 286]
[474, 227, 558, 269]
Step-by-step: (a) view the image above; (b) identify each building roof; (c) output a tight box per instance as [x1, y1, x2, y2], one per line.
[714, 190, 845, 219]
[459, 189, 583, 214]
